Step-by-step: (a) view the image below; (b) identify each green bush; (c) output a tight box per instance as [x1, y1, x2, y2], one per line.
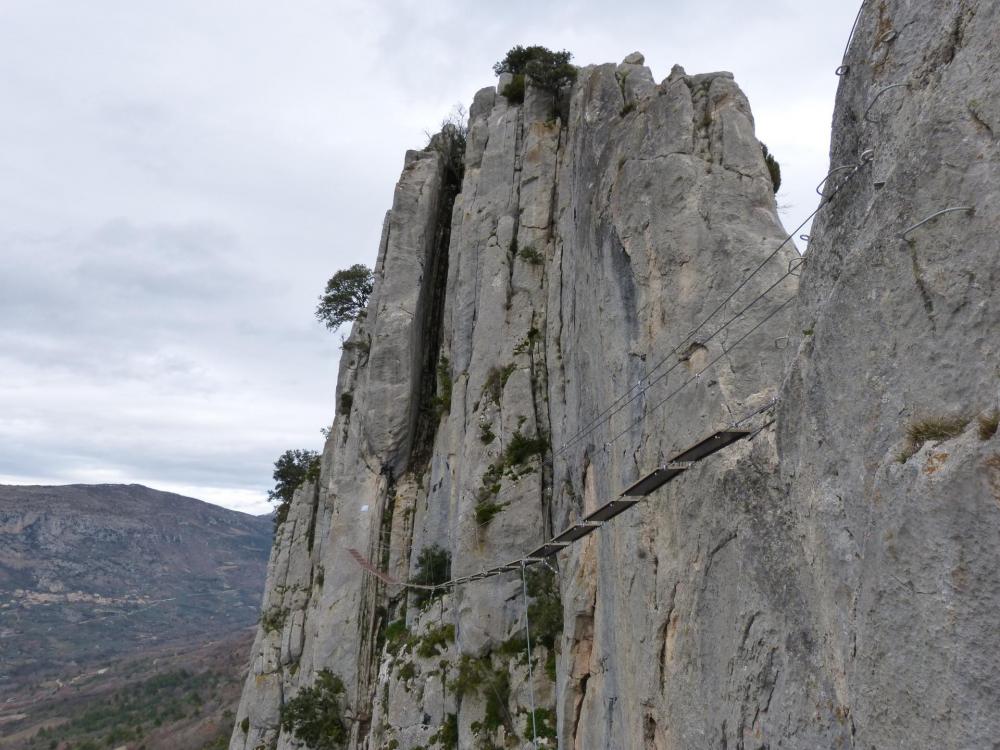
[504, 430, 548, 466]
[305, 455, 321, 484]
[761, 143, 781, 194]
[279, 670, 349, 750]
[449, 656, 511, 736]
[501, 74, 525, 103]
[494, 45, 577, 94]
[477, 463, 504, 504]
[384, 620, 409, 656]
[338, 392, 353, 416]
[411, 545, 451, 606]
[474, 499, 508, 527]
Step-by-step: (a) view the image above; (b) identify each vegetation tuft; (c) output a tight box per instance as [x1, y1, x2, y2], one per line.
[518, 245, 544, 265]
[416, 623, 455, 659]
[526, 566, 563, 680]
[502, 74, 526, 103]
[761, 143, 781, 194]
[268, 449, 320, 531]
[505, 430, 549, 466]
[482, 363, 517, 405]
[432, 356, 453, 417]
[25, 669, 229, 750]
[495, 634, 528, 662]
[426, 107, 468, 186]
[429, 713, 459, 750]
[449, 655, 513, 737]
[411, 544, 452, 606]
[338, 392, 353, 417]
[898, 415, 970, 462]
[513, 326, 542, 355]
[315, 264, 374, 330]
[474, 428, 548, 526]
[494, 45, 577, 96]
[384, 619, 409, 656]
[474, 498, 508, 527]
[260, 607, 288, 633]
[280, 670, 350, 750]
[978, 409, 999, 440]
[524, 707, 558, 742]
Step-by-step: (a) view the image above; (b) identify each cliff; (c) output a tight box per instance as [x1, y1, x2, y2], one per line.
[232, 1, 1000, 747]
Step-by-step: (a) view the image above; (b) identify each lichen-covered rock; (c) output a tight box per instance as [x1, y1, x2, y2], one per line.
[233, 3, 1000, 746]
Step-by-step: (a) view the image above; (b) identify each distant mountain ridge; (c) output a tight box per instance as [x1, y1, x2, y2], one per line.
[0, 483, 271, 695]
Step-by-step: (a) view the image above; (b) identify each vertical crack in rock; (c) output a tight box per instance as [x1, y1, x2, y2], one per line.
[656, 581, 679, 693]
[408, 138, 464, 474]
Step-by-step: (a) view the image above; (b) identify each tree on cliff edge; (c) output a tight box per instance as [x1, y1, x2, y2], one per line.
[315, 264, 374, 330]
[493, 45, 576, 103]
[268, 449, 320, 529]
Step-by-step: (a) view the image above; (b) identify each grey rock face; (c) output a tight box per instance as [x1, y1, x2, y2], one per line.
[233, 3, 1000, 746]
[777, 1, 1000, 746]
[546, 61, 796, 749]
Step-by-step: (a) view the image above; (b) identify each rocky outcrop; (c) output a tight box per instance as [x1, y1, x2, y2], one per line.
[776, 1, 1000, 746]
[232, 1, 1000, 747]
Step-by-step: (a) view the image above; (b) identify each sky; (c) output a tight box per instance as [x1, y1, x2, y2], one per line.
[0, 1, 861, 515]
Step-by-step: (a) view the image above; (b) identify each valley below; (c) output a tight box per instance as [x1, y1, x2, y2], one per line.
[0, 484, 273, 749]
[0, 628, 254, 750]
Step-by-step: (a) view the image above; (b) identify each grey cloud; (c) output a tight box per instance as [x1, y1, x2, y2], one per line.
[75, 218, 246, 299]
[0, 0, 861, 512]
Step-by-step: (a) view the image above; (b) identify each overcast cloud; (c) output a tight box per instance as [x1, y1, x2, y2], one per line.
[0, 1, 860, 514]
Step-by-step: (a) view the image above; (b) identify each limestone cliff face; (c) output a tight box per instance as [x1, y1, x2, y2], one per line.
[232, 2, 1000, 747]
[777, 1, 1000, 746]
